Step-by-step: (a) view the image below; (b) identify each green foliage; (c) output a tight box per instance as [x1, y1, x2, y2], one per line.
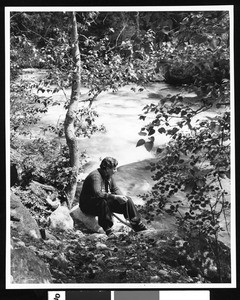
[11, 136, 88, 226]
[42, 107, 106, 139]
[138, 92, 230, 207]
[8, 12, 171, 90]
[139, 121, 230, 282]
[136, 14, 231, 278]
[74, 107, 106, 138]
[10, 72, 66, 148]
[137, 80, 230, 282]
[79, 28, 159, 96]
[10, 80, 46, 137]
[10, 34, 40, 75]
[17, 138, 88, 191]
[10, 11, 230, 88]
[12, 186, 53, 227]
[157, 11, 230, 85]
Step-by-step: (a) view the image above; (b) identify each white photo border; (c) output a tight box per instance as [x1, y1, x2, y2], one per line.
[5, 5, 236, 289]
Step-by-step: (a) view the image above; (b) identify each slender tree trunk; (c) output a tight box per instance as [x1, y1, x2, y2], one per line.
[64, 11, 81, 209]
[136, 11, 140, 38]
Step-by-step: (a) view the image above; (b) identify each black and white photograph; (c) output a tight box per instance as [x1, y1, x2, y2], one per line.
[5, 5, 236, 290]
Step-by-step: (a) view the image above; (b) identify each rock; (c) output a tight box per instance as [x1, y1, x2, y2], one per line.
[70, 205, 102, 233]
[75, 230, 85, 239]
[46, 195, 60, 209]
[53, 253, 69, 270]
[87, 233, 108, 241]
[96, 242, 109, 250]
[150, 275, 161, 282]
[29, 180, 58, 197]
[132, 262, 141, 269]
[159, 269, 169, 277]
[29, 181, 59, 208]
[111, 214, 131, 233]
[44, 239, 61, 247]
[49, 206, 74, 231]
[11, 164, 21, 187]
[10, 193, 41, 239]
[70, 205, 131, 234]
[45, 230, 59, 240]
[15, 241, 26, 247]
[105, 257, 119, 262]
[44, 252, 54, 260]
[28, 245, 38, 252]
[11, 246, 52, 283]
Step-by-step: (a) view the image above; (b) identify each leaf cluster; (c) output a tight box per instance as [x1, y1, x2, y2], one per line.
[136, 55, 230, 280]
[12, 137, 88, 195]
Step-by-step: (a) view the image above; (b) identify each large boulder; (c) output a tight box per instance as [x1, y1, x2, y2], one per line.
[70, 205, 131, 234]
[10, 193, 41, 239]
[11, 245, 52, 283]
[70, 205, 102, 233]
[49, 206, 74, 231]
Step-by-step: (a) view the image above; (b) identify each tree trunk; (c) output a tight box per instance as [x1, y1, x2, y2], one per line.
[64, 11, 81, 209]
[136, 11, 140, 38]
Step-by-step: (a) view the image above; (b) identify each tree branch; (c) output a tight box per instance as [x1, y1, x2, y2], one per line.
[18, 22, 50, 43]
[106, 18, 127, 53]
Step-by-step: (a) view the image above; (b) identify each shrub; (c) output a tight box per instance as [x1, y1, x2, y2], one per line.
[137, 74, 231, 282]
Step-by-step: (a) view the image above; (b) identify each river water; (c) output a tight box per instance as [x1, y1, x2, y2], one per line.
[39, 82, 174, 168]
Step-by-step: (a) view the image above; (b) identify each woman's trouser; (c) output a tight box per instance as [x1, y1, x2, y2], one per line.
[80, 196, 140, 232]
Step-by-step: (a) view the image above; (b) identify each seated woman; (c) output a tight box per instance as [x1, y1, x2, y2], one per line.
[79, 157, 147, 237]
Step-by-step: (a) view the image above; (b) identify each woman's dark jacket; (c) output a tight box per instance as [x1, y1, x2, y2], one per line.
[79, 168, 122, 212]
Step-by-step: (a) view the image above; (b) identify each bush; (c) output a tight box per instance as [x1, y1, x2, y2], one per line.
[12, 137, 88, 193]
[137, 72, 230, 282]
